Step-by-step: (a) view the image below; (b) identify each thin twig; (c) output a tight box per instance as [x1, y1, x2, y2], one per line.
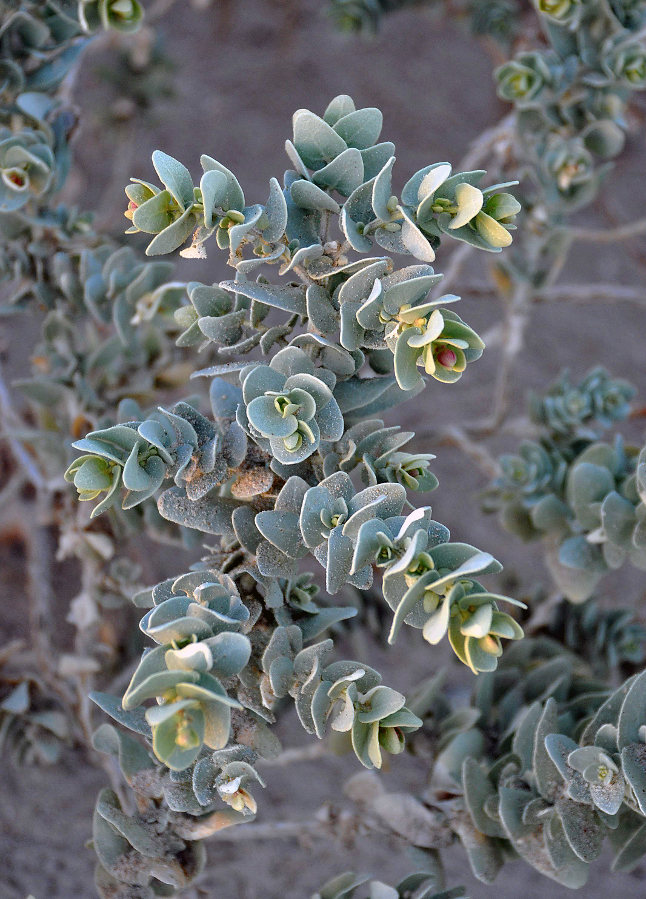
[205, 805, 375, 845]
[567, 217, 646, 244]
[538, 283, 646, 306]
[451, 281, 646, 306]
[436, 425, 499, 478]
[433, 243, 475, 298]
[0, 468, 26, 509]
[447, 280, 498, 297]
[26, 520, 58, 681]
[0, 362, 47, 491]
[465, 282, 532, 436]
[208, 818, 329, 842]
[445, 281, 646, 307]
[458, 113, 514, 171]
[71, 547, 133, 808]
[258, 742, 331, 767]
[0, 639, 26, 665]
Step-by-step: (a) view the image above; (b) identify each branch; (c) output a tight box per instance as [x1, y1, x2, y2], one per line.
[0, 362, 47, 490]
[567, 217, 646, 244]
[0, 468, 26, 509]
[450, 280, 499, 297]
[435, 426, 499, 478]
[258, 742, 332, 767]
[464, 282, 533, 436]
[458, 113, 514, 171]
[433, 243, 474, 298]
[26, 520, 58, 681]
[208, 817, 329, 842]
[442, 280, 646, 307]
[538, 283, 646, 306]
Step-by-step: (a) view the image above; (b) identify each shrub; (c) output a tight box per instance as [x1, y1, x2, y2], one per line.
[2, 1, 646, 896]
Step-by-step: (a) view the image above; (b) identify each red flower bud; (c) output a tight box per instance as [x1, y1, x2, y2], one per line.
[436, 346, 457, 369]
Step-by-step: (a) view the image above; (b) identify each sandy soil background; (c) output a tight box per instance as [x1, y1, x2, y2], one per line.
[2, 1, 646, 896]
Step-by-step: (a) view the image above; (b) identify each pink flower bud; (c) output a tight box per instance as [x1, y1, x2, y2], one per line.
[436, 346, 457, 369]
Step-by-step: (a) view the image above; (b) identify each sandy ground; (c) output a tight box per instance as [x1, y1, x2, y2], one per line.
[3, 0, 646, 896]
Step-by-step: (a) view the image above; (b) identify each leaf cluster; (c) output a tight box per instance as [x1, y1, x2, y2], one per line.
[486, 367, 644, 601]
[58, 95, 527, 894]
[425, 642, 646, 887]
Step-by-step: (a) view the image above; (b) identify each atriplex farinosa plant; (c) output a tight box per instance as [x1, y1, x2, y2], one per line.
[329, 0, 646, 445]
[63, 95, 528, 894]
[0, 0, 200, 718]
[484, 367, 646, 602]
[329, 0, 523, 44]
[376, 634, 646, 889]
[4, 0, 646, 896]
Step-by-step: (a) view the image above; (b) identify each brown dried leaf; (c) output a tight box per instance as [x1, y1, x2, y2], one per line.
[231, 467, 274, 499]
